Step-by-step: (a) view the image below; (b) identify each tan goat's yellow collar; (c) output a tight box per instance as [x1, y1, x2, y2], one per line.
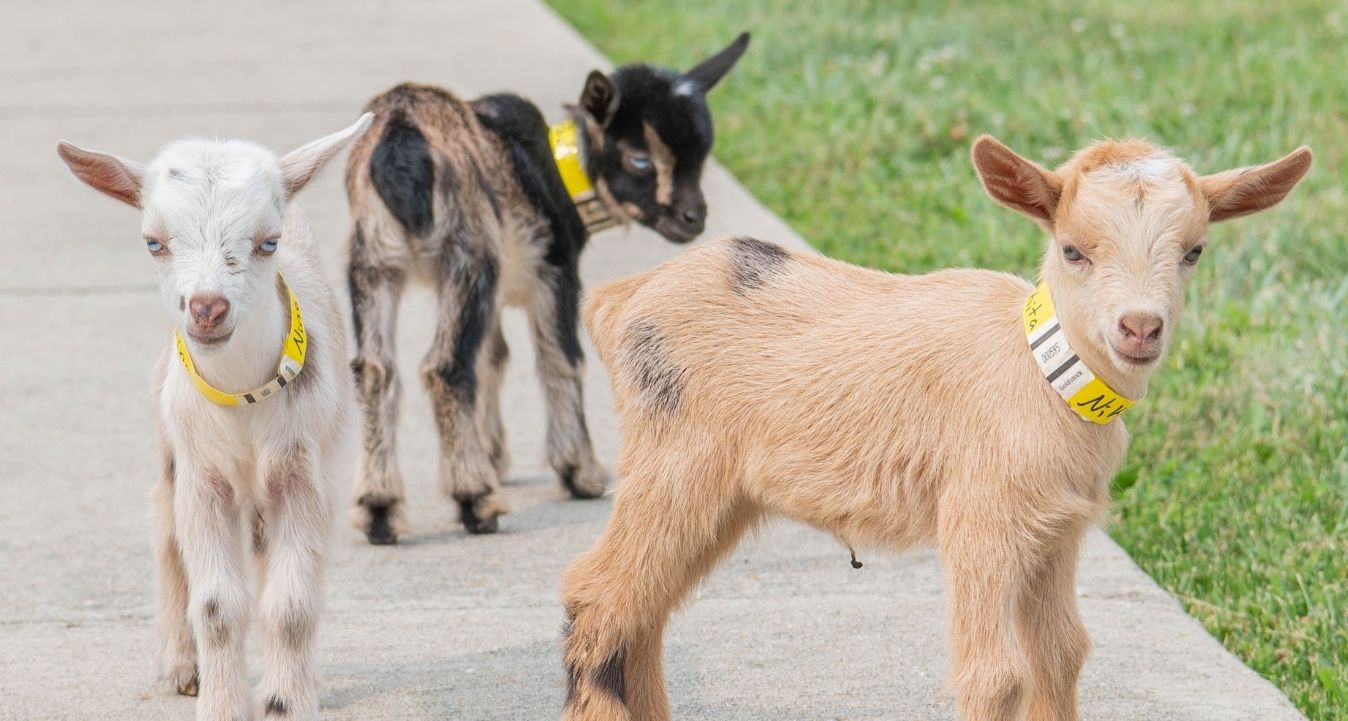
[175, 275, 307, 406]
[1023, 282, 1133, 425]
[548, 119, 618, 235]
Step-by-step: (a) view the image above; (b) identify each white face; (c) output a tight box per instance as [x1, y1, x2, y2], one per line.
[1045, 157, 1208, 376]
[56, 113, 375, 351]
[141, 140, 286, 347]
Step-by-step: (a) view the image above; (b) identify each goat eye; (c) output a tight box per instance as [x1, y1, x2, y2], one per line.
[145, 238, 165, 254]
[1062, 245, 1086, 262]
[626, 154, 653, 174]
[257, 237, 279, 255]
[1183, 246, 1204, 264]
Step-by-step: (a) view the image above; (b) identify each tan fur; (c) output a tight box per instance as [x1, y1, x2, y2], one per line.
[642, 123, 676, 206]
[560, 136, 1311, 721]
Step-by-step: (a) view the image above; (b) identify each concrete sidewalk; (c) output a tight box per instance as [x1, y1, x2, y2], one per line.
[0, 1, 1304, 719]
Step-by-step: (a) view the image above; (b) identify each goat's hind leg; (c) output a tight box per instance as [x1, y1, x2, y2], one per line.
[423, 249, 507, 534]
[528, 261, 608, 499]
[562, 457, 757, 721]
[151, 442, 197, 696]
[348, 231, 409, 545]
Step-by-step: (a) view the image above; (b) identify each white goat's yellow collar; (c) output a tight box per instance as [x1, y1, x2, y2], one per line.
[174, 275, 307, 406]
[1023, 282, 1133, 425]
[548, 118, 617, 235]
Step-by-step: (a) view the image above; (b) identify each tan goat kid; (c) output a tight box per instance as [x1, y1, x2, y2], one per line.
[561, 136, 1312, 721]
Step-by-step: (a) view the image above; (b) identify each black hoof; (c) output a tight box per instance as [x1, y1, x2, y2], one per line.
[560, 465, 606, 500]
[364, 504, 398, 545]
[458, 498, 500, 534]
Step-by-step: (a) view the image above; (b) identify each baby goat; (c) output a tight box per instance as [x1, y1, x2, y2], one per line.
[57, 114, 372, 721]
[562, 136, 1312, 721]
[344, 33, 750, 542]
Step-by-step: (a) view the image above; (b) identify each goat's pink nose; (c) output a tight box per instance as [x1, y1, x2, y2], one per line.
[188, 294, 230, 328]
[1118, 311, 1163, 342]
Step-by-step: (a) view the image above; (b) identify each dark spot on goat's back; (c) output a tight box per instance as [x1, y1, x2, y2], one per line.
[622, 321, 684, 415]
[370, 116, 435, 237]
[728, 236, 789, 293]
[264, 696, 287, 716]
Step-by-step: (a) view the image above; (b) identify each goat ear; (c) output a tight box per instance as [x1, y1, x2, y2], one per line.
[1199, 146, 1312, 223]
[686, 31, 750, 92]
[580, 71, 620, 128]
[278, 112, 375, 199]
[971, 135, 1063, 223]
[56, 141, 143, 208]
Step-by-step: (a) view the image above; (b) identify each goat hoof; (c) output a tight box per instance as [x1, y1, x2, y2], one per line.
[457, 496, 502, 534]
[462, 513, 499, 535]
[172, 667, 199, 697]
[365, 505, 398, 545]
[560, 464, 609, 500]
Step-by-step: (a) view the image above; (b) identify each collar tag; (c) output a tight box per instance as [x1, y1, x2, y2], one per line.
[175, 274, 307, 406]
[548, 119, 618, 234]
[1024, 282, 1132, 425]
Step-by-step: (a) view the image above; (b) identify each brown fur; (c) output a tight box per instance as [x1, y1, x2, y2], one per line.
[561, 135, 1311, 720]
[345, 83, 608, 541]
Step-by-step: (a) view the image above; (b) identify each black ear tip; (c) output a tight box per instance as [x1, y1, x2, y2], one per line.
[735, 31, 751, 46]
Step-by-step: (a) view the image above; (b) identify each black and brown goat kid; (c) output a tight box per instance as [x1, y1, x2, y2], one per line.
[345, 33, 750, 542]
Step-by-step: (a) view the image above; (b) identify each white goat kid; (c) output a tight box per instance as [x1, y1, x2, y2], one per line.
[56, 113, 372, 721]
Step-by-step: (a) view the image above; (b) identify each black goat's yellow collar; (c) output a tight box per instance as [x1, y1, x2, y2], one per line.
[175, 275, 307, 406]
[548, 119, 618, 235]
[1023, 282, 1133, 425]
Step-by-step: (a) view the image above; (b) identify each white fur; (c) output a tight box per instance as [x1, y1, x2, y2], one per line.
[57, 113, 372, 721]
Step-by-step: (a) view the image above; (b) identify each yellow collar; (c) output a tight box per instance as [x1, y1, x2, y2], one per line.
[174, 274, 307, 406]
[1023, 282, 1133, 424]
[548, 118, 618, 235]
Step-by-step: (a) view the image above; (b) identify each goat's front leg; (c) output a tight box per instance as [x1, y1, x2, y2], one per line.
[151, 443, 197, 696]
[175, 462, 252, 721]
[1018, 536, 1089, 721]
[527, 261, 608, 499]
[941, 514, 1032, 721]
[256, 447, 331, 720]
[348, 253, 408, 545]
[423, 255, 507, 533]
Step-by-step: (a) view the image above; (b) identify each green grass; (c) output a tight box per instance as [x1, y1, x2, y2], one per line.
[548, 0, 1348, 717]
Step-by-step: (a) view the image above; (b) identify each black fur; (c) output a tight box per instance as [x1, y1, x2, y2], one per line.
[473, 94, 588, 365]
[625, 321, 685, 415]
[346, 228, 366, 343]
[370, 117, 435, 237]
[593, 646, 626, 701]
[728, 236, 789, 293]
[456, 494, 499, 535]
[264, 696, 286, 716]
[435, 254, 498, 406]
[364, 504, 395, 545]
[580, 39, 747, 244]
